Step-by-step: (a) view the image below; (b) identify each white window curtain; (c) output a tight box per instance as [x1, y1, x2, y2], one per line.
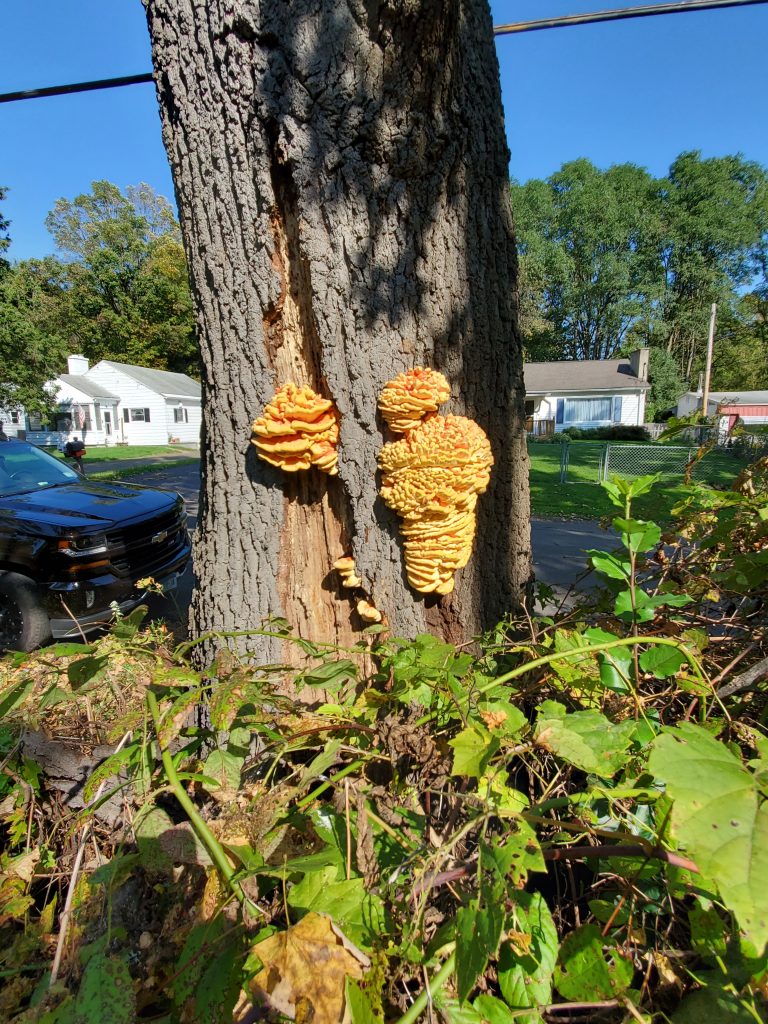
[564, 398, 612, 423]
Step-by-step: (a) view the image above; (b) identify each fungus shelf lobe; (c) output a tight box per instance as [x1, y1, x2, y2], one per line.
[251, 383, 340, 475]
[377, 366, 450, 434]
[377, 404, 494, 595]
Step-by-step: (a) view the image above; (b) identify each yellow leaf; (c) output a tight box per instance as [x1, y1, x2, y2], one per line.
[245, 912, 369, 1024]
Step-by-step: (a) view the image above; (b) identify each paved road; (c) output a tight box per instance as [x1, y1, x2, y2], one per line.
[123, 462, 616, 632]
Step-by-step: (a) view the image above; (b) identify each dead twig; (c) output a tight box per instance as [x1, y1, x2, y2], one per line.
[716, 654, 768, 699]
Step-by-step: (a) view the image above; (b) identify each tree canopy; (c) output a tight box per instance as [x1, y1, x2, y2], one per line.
[512, 152, 768, 390]
[44, 181, 198, 374]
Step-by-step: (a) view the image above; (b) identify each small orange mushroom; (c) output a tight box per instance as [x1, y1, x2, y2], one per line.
[377, 367, 450, 434]
[378, 411, 493, 594]
[333, 555, 362, 589]
[356, 599, 383, 623]
[251, 383, 340, 475]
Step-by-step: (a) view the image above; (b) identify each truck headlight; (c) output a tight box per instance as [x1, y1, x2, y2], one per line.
[58, 533, 109, 557]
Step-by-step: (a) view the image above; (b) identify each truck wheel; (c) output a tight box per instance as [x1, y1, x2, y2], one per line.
[0, 573, 52, 653]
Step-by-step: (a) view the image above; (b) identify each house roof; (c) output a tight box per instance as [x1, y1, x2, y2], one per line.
[100, 361, 202, 399]
[524, 358, 650, 395]
[707, 390, 768, 406]
[57, 375, 119, 401]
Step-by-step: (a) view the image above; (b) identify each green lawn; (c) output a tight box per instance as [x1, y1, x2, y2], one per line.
[527, 441, 746, 520]
[50, 445, 194, 462]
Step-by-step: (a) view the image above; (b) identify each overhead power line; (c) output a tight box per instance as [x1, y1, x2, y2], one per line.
[494, 0, 768, 36]
[0, 72, 153, 105]
[0, 0, 767, 105]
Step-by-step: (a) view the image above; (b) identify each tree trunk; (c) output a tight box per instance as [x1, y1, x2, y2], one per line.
[143, 0, 531, 664]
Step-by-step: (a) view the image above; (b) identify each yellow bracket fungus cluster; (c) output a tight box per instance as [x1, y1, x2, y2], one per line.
[251, 383, 339, 475]
[333, 557, 383, 624]
[377, 368, 493, 595]
[378, 367, 451, 434]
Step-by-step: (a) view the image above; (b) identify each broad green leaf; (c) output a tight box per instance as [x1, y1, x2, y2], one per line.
[68, 655, 109, 691]
[672, 986, 758, 1022]
[287, 866, 385, 949]
[689, 905, 728, 960]
[473, 995, 517, 1024]
[192, 928, 244, 1024]
[171, 917, 228, 1006]
[134, 806, 175, 873]
[484, 827, 545, 886]
[450, 726, 498, 778]
[649, 724, 768, 955]
[554, 924, 633, 1001]
[345, 978, 380, 1024]
[498, 892, 557, 1019]
[588, 551, 630, 580]
[476, 700, 527, 737]
[613, 517, 661, 554]
[639, 645, 687, 679]
[300, 658, 359, 691]
[433, 995, 484, 1024]
[0, 678, 34, 717]
[202, 749, 243, 794]
[456, 902, 504, 1003]
[534, 705, 635, 777]
[73, 953, 135, 1024]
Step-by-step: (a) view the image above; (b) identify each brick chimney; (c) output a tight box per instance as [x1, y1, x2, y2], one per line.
[629, 348, 649, 382]
[67, 354, 90, 375]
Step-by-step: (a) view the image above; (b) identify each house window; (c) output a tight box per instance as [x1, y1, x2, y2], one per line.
[563, 398, 612, 423]
[125, 408, 151, 423]
[173, 406, 189, 423]
[9, 411, 19, 425]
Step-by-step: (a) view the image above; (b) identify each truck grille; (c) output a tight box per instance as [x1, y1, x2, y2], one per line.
[107, 505, 188, 579]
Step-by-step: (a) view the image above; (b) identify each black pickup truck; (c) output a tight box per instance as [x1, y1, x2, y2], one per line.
[0, 439, 191, 651]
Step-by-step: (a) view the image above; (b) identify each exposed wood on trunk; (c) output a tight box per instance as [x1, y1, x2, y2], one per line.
[143, 0, 532, 665]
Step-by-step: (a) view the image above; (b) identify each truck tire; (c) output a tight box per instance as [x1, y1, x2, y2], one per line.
[0, 573, 52, 653]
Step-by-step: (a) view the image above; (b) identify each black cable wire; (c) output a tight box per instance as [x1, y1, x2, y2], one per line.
[0, 0, 766, 105]
[495, 0, 768, 36]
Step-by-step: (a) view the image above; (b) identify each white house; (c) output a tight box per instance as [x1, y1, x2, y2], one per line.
[85, 360, 202, 445]
[524, 349, 650, 435]
[19, 355, 202, 447]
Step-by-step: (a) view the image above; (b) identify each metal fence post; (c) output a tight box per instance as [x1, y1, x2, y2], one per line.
[602, 444, 610, 483]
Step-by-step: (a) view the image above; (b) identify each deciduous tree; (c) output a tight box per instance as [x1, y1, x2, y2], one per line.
[143, 0, 531, 662]
[46, 181, 198, 375]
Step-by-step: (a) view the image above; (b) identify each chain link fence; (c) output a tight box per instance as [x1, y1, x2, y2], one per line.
[559, 441, 766, 485]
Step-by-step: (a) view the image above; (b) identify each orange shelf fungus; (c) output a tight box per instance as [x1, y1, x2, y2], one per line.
[333, 556, 362, 589]
[378, 386, 493, 595]
[356, 599, 383, 624]
[378, 366, 450, 434]
[251, 383, 339, 475]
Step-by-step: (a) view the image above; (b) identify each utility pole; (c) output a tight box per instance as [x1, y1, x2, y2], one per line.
[701, 302, 717, 417]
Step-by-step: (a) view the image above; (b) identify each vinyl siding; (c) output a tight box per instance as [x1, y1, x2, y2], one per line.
[85, 363, 169, 445]
[164, 399, 202, 443]
[533, 390, 645, 431]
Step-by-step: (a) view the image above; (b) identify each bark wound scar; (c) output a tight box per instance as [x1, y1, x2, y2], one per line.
[261, 162, 356, 658]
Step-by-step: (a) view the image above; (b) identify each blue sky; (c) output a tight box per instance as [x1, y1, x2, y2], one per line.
[2, 0, 767, 261]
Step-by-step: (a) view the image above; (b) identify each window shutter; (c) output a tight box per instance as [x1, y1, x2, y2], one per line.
[123, 409, 130, 423]
[555, 399, 564, 424]
[613, 396, 622, 422]
[144, 408, 151, 422]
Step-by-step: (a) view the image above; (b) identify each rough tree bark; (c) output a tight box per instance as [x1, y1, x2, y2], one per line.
[143, 0, 531, 664]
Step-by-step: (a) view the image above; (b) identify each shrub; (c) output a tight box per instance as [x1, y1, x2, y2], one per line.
[561, 424, 651, 441]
